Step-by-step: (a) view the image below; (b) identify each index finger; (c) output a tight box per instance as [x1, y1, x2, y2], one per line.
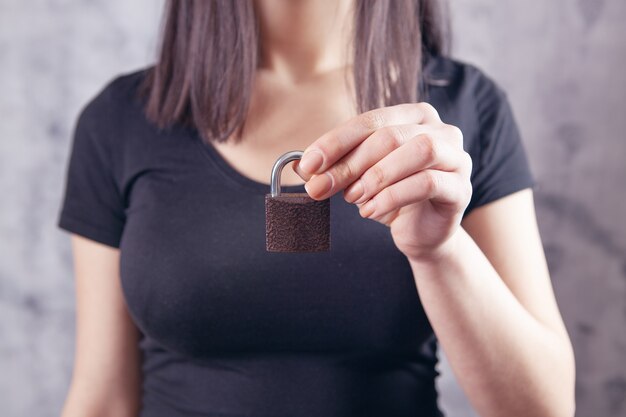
[297, 102, 441, 176]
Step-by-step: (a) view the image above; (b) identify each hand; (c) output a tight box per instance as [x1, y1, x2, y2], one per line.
[294, 103, 473, 262]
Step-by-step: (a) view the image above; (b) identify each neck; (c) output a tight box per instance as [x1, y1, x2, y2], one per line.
[254, 0, 354, 82]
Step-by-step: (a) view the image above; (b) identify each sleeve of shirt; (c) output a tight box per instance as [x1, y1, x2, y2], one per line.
[462, 76, 537, 218]
[57, 96, 126, 248]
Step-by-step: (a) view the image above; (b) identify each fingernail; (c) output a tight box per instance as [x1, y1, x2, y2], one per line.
[299, 150, 324, 174]
[344, 180, 364, 203]
[305, 172, 334, 198]
[360, 199, 376, 217]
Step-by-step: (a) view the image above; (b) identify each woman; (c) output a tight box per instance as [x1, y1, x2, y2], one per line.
[58, 0, 575, 416]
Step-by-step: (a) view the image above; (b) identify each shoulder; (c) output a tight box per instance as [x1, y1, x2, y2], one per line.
[422, 55, 517, 150]
[69, 66, 155, 183]
[77, 66, 153, 131]
[422, 54, 507, 104]
[90, 66, 151, 106]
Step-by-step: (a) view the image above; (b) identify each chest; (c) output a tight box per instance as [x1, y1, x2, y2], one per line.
[209, 69, 359, 186]
[113, 68, 450, 359]
[116, 128, 433, 359]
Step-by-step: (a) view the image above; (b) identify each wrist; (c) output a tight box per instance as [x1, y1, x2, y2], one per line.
[405, 227, 464, 267]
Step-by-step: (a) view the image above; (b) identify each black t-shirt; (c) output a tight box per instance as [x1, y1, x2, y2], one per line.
[57, 55, 535, 417]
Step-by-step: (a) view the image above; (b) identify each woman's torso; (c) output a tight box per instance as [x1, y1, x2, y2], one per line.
[80, 55, 495, 416]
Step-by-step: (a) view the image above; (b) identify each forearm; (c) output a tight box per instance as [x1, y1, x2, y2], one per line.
[409, 227, 575, 417]
[61, 379, 140, 417]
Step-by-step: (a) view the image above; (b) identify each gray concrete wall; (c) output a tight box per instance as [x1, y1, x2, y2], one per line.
[1, 1, 624, 416]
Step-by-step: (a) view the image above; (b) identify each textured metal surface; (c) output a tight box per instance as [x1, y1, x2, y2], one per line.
[265, 193, 331, 252]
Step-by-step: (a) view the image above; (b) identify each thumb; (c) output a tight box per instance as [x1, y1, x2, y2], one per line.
[292, 160, 313, 181]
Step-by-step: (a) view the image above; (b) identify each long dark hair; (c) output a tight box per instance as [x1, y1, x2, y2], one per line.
[141, 0, 449, 144]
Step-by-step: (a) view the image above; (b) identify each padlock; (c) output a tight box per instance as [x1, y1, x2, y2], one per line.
[265, 150, 330, 252]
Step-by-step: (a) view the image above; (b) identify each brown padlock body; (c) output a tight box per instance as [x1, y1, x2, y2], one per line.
[265, 192, 330, 252]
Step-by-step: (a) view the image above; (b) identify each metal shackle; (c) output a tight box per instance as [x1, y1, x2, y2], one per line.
[270, 150, 304, 197]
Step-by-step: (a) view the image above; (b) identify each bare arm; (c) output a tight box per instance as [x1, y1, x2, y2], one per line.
[409, 189, 575, 417]
[61, 235, 142, 417]
[295, 101, 574, 416]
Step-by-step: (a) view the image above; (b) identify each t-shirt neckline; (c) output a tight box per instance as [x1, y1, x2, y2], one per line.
[192, 129, 307, 195]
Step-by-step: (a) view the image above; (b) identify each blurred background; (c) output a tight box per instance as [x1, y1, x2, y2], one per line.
[1, 0, 625, 416]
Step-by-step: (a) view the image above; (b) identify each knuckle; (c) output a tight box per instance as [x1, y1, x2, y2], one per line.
[453, 179, 472, 210]
[325, 134, 343, 155]
[444, 124, 464, 145]
[367, 163, 387, 190]
[333, 158, 356, 183]
[457, 177, 473, 203]
[465, 180, 474, 202]
[379, 126, 404, 150]
[422, 171, 438, 197]
[417, 101, 436, 112]
[417, 102, 440, 120]
[460, 176, 473, 203]
[382, 186, 399, 210]
[360, 110, 386, 130]
[318, 135, 342, 165]
[417, 134, 438, 164]
[461, 151, 473, 173]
